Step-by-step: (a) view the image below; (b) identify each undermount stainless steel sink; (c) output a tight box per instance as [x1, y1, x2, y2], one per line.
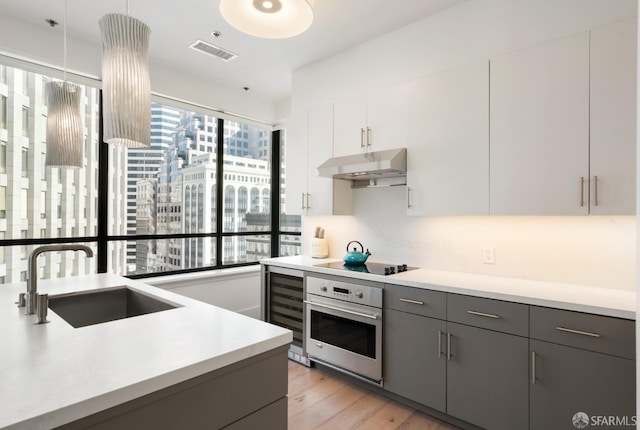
[48, 287, 180, 328]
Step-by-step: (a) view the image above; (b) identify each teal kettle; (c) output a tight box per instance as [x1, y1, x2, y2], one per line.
[343, 241, 371, 265]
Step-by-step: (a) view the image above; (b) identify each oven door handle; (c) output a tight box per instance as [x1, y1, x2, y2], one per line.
[304, 300, 380, 320]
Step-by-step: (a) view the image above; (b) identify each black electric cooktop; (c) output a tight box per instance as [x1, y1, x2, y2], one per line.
[315, 261, 418, 276]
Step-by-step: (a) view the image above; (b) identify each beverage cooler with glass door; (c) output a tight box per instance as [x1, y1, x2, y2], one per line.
[261, 265, 309, 365]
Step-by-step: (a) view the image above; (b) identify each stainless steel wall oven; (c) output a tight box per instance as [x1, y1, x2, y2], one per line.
[305, 274, 383, 385]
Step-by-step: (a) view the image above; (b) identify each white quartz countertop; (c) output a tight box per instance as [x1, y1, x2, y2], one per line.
[0, 273, 292, 430]
[262, 256, 636, 320]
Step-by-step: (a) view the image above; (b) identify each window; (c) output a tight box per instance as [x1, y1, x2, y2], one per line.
[115, 106, 278, 273]
[22, 106, 29, 137]
[0, 186, 5, 219]
[0, 60, 291, 282]
[21, 148, 28, 177]
[0, 62, 99, 283]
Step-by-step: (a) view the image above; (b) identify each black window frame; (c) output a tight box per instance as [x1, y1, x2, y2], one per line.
[0, 57, 300, 281]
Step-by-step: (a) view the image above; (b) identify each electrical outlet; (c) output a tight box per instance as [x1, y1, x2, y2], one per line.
[483, 247, 495, 264]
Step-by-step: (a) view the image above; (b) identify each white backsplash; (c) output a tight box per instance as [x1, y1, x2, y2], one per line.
[303, 186, 636, 290]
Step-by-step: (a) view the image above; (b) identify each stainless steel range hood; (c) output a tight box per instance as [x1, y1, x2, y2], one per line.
[317, 148, 407, 188]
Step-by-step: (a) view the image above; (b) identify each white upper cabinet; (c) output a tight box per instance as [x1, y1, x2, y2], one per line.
[333, 95, 367, 157]
[490, 32, 590, 215]
[284, 105, 352, 216]
[333, 84, 408, 157]
[406, 60, 490, 216]
[367, 84, 409, 153]
[589, 18, 637, 215]
[284, 109, 308, 216]
[307, 104, 352, 216]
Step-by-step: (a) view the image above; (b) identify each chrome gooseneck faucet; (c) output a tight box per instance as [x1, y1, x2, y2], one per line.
[21, 244, 94, 315]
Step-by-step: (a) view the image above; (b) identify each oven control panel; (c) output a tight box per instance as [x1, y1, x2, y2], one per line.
[306, 275, 382, 308]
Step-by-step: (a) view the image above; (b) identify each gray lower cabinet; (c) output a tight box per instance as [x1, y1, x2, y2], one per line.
[56, 346, 288, 430]
[384, 308, 447, 412]
[530, 339, 636, 430]
[529, 305, 636, 430]
[382, 286, 636, 430]
[446, 322, 529, 430]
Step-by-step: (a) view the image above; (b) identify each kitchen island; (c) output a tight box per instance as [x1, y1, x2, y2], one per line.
[0, 273, 292, 430]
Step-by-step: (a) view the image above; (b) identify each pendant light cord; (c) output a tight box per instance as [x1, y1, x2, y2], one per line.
[63, 0, 67, 82]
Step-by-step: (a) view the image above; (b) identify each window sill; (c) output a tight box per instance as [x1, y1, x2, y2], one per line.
[144, 265, 261, 289]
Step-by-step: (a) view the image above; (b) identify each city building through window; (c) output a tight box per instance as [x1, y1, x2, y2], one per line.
[0, 60, 301, 284]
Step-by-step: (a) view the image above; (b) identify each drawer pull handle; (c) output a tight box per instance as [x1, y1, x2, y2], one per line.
[556, 326, 600, 338]
[399, 298, 424, 305]
[531, 351, 537, 385]
[467, 310, 500, 319]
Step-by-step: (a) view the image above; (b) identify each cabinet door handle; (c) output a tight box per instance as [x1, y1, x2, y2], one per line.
[447, 332, 452, 361]
[556, 326, 601, 338]
[366, 127, 372, 147]
[407, 187, 412, 209]
[360, 128, 366, 148]
[306, 193, 310, 210]
[594, 175, 599, 206]
[467, 310, 500, 319]
[399, 298, 424, 305]
[531, 351, 537, 385]
[301, 193, 306, 210]
[438, 330, 443, 358]
[580, 177, 585, 207]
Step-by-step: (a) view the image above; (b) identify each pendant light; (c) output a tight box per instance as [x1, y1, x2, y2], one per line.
[46, 0, 83, 168]
[99, 0, 151, 147]
[220, 0, 314, 39]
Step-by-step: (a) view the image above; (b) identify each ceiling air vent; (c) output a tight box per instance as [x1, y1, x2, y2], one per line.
[189, 40, 238, 62]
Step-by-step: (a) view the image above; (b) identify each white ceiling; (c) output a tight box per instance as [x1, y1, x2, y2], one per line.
[0, 0, 466, 103]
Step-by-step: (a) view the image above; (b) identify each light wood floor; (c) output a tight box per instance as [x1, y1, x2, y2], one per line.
[287, 361, 460, 430]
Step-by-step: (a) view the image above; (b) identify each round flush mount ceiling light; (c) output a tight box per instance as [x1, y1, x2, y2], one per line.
[220, 0, 313, 39]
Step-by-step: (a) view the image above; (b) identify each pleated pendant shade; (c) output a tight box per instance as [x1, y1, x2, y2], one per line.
[46, 80, 84, 168]
[99, 13, 151, 147]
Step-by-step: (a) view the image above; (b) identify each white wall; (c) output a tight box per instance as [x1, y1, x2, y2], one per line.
[0, 14, 277, 123]
[305, 187, 636, 290]
[292, 0, 638, 291]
